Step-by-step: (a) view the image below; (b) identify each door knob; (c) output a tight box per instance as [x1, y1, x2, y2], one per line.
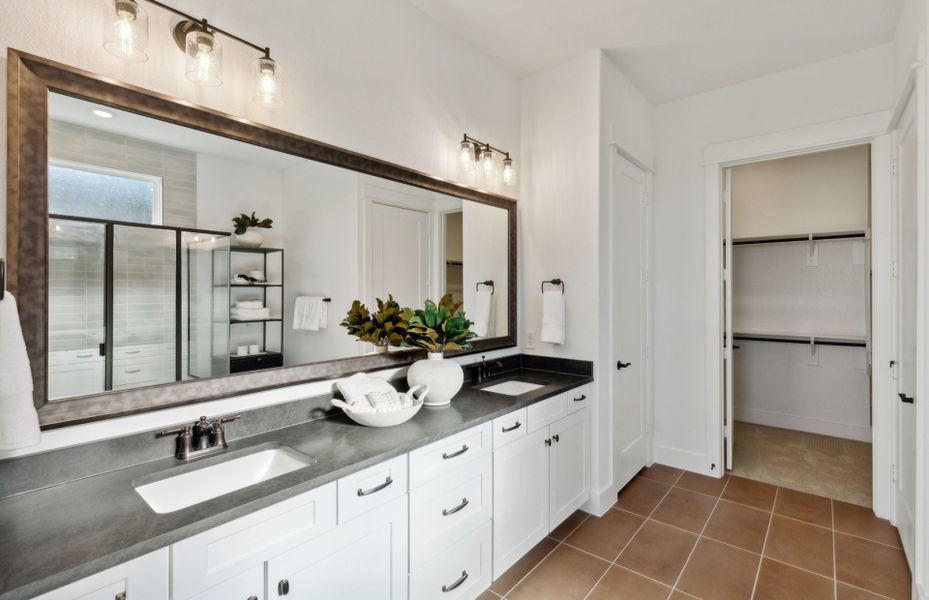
[899, 392, 915, 404]
[617, 361, 632, 370]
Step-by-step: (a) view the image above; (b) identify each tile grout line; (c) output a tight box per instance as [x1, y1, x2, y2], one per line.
[498, 513, 590, 598]
[749, 486, 779, 599]
[832, 499, 837, 600]
[582, 469, 686, 600]
[666, 474, 734, 599]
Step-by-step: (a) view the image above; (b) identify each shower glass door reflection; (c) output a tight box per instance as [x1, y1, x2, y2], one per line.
[183, 233, 230, 380]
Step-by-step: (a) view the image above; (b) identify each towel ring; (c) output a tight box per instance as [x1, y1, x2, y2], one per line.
[541, 278, 564, 294]
[476, 280, 494, 294]
[322, 297, 332, 303]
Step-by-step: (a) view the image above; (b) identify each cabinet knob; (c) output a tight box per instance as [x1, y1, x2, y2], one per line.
[115, 593, 126, 600]
[278, 579, 290, 595]
[545, 438, 552, 447]
[553, 434, 560, 443]
[248, 597, 258, 600]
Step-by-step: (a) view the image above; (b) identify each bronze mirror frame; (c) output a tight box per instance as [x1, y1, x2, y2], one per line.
[6, 50, 517, 429]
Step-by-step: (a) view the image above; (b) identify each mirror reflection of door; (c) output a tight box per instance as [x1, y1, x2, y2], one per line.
[368, 201, 430, 310]
[444, 211, 464, 305]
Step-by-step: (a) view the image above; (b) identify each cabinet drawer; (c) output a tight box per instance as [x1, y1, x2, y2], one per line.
[188, 565, 264, 600]
[34, 548, 168, 600]
[171, 482, 336, 600]
[112, 358, 160, 386]
[410, 521, 492, 600]
[409, 454, 492, 565]
[493, 408, 527, 449]
[409, 422, 491, 489]
[527, 393, 567, 433]
[48, 348, 103, 366]
[566, 384, 590, 414]
[337, 454, 407, 524]
[114, 343, 161, 360]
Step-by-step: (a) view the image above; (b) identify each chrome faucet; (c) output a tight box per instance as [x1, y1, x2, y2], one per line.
[473, 355, 504, 384]
[158, 414, 241, 461]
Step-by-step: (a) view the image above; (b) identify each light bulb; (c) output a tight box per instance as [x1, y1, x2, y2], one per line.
[103, 0, 148, 62]
[185, 27, 222, 86]
[460, 140, 475, 171]
[253, 56, 283, 108]
[480, 146, 495, 174]
[502, 155, 516, 186]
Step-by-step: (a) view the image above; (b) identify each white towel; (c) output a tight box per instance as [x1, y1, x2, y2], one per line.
[335, 373, 397, 408]
[471, 290, 493, 338]
[293, 296, 328, 331]
[231, 307, 270, 320]
[540, 290, 565, 344]
[236, 300, 264, 309]
[0, 293, 40, 450]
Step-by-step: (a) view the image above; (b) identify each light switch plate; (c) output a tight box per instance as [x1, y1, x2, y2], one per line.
[526, 331, 536, 349]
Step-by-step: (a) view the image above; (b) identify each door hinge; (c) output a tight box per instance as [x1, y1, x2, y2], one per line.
[891, 159, 898, 176]
[644, 269, 650, 283]
[891, 462, 898, 483]
[643, 192, 650, 206]
[891, 260, 898, 278]
[723, 268, 729, 282]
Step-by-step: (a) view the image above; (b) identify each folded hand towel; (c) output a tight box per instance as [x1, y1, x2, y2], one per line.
[231, 307, 271, 320]
[471, 290, 493, 338]
[0, 293, 40, 450]
[335, 372, 397, 408]
[236, 300, 264, 309]
[540, 290, 565, 344]
[293, 296, 328, 331]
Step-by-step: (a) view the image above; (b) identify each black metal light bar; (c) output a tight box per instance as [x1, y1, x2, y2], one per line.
[462, 134, 512, 159]
[143, 0, 273, 58]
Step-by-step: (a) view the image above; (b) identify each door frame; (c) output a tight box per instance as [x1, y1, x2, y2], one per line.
[702, 109, 894, 503]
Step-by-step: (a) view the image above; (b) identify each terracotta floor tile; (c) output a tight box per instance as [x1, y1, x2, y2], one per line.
[722, 476, 777, 511]
[638, 463, 684, 485]
[549, 509, 589, 542]
[616, 520, 697, 585]
[615, 477, 671, 516]
[702, 500, 771, 553]
[676, 538, 759, 600]
[565, 508, 644, 560]
[476, 592, 501, 600]
[676, 471, 730, 497]
[669, 593, 700, 600]
[651, 486, 718, 533]
[837, 582, 897, 599]
[835, 532, 912, 600]
[774, 487, 833, 528]
[764, 515, 834, 577]
[507, 545, 609, 600]
[586, 566, 670, 600]
[753, 558, 834, 600]
[489, 536, 558, 595]
[833, 500, 903, 548]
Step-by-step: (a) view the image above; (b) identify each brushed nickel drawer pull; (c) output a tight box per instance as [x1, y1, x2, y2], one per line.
[125, 350, 141, 354]
[357, 476, 393, 496]
[442, 497, 470, 516]
[442, 444, 469, 459]
[247, 596, 258, 600]
[77, 353, 94, 358]
[573, 394, 587, 402]
[125, 369, 142, 374]
[442, 570, 469, 592]
[501, 421, 522, 433]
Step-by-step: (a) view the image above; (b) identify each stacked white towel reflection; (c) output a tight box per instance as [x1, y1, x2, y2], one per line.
[540, 290, 565, 344]
[293, 296, 328, 331]
[471, 290, 493, 338]
[231, 301, 271, 320]
[0, 293, 40, 450]
[236, 300, 264, 309]
[335, 372, 397, 410]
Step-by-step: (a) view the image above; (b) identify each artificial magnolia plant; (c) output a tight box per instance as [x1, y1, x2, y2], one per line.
[401, 293, 476, 353]
[232, 212, 274, 235]
[340, 295, 410, 347]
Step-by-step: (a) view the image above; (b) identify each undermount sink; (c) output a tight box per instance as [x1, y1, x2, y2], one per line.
[480, 380, 545, 396]
[134, 446, 313, 513]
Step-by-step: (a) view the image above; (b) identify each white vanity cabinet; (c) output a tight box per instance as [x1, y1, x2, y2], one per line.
[32, 549, 168, 600]
[492, 388, 590, 578]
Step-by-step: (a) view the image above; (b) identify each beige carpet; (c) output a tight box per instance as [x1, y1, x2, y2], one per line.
[731, 421, 872, 507]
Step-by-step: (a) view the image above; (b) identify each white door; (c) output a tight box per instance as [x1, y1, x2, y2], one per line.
[267, 495, 408, 600]
[492, 427, 550, 579]
[723, 168, 734, 471]
[368, 201, 430, 308]
[894, 89, 918, 564]
[549, 409, 590, 529]
[611, 149, 651, 487]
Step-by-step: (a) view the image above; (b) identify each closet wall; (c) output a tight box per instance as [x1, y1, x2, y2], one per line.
[731, 145, 872, 442]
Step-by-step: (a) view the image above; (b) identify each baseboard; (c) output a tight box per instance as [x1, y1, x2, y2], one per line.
[582, 481, 620, 517]
[735, 407, 871, 442]
[652, 445, 722, 478]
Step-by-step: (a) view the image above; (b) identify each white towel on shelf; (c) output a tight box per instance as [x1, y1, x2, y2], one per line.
[236, 300, 264, 309]
[471, 290, 493, 338]
[540, 290, 565, 344]
[0, 293, 40, 450]
[231, 307, 271, 320]
[293, 296, 328, 331]
[336, 373, 397, 409]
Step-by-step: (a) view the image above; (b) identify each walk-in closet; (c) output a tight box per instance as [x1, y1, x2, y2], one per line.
[725, 145, 872, 506]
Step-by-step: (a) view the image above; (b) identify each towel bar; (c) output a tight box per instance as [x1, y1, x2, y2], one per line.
[476, 280, 494, 294]
[322, 297, 332, 302]
[541, 278, 564, 294]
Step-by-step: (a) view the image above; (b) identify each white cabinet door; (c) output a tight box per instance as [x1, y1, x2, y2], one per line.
[267, 495, 408, 600]
[492, 427, 550, 579]
[188, 565, 264, 600]
[34, 549, 168, 600]
[409, 521, 492, 600]
[549, 408, 590, 529]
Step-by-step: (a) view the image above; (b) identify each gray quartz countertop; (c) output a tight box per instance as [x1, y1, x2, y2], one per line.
[0, 368, 591, 600]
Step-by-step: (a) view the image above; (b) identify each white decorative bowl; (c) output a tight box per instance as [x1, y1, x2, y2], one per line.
[331, 398, 424, 428]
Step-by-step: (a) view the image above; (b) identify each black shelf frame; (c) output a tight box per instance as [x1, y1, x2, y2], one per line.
[229, 246, 284, 369]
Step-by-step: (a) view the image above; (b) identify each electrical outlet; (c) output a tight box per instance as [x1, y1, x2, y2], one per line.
[526, 331, 536, 349]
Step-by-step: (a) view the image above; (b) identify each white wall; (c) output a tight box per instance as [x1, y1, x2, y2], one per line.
[651, 44, 895, 473]
[462, 201, 509, 338]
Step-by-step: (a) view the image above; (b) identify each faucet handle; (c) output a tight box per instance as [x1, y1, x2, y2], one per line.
[157, 424, 192, 438]
[215, 414, 241, 424]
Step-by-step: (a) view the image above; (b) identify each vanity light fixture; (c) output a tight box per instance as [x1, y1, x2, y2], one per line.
[459, 134, 516, 187]
[102, 0, 283, 105]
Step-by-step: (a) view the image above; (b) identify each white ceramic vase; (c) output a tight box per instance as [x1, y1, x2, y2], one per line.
[234, 229, 263, 248]
[407, 352, 463, 406]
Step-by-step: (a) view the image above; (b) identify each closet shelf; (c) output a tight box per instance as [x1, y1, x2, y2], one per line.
[732, 331, 868, 347]
[731, 230, 868, 246]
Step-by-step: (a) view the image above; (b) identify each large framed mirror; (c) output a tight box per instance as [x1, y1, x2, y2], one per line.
[6, 50, 516, 428]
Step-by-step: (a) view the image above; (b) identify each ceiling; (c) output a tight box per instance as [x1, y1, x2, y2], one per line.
[409, 0, 904, 104]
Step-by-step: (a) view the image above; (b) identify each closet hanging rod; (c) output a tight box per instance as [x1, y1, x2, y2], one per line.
[731, 231, 867, 246]
[732, 334, 867, 348]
